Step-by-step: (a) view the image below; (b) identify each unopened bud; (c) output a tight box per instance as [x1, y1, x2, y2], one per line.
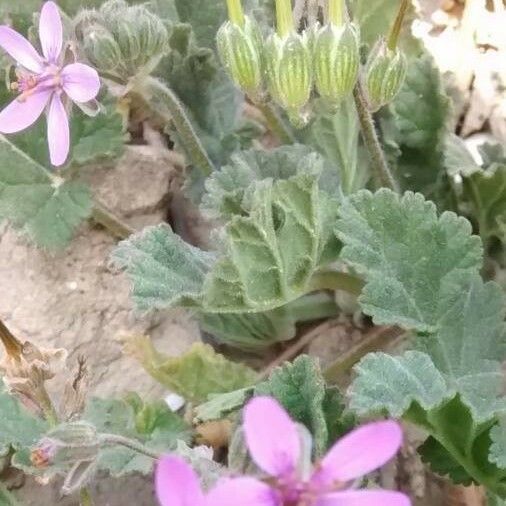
[314, 23, 360, 105]
[31, 422, 99, 468]
[217, 16, 264, 100]
[365, 38, 407, 111]
[82, 25, 123, 75]
[264, 31, 313, 125]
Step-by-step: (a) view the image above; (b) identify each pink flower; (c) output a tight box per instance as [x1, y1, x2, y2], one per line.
[0, 1, 100, 166]
[155, 396, 411, 506]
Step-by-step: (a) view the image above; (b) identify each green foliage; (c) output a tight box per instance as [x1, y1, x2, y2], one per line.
[256, 356, 353, 456]
[114, 171, 341, 313]
[342, 189, 506, 496]
[201, 144, 338, 220]
[0, 137, 93, 250]
[336, 189, 482, 330]
[0, 485, 18, 506]
[382, 55, 451, 203]
[194, 387, 254, 424]
[121, 338, 257, 403]
[0, 383, 48, 458]
[83, 395, 190, 476]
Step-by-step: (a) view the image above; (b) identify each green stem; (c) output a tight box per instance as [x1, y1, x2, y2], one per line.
[226, 0, 245, 26]
[256, 102, 296, 144]
[308, 270, 364, 296]
[38, 388, 59, 427]
[80, 488, 94, 506]
[328, 0, 344, 26]
[275, 0, 294, 37]
[288, 293, 339, 323]
[324, 327, 407, 383]
[100, 434, 162, 460]
[387, 0, 409, 50]
[91, 201, 135, 240]
[353, 80, 399, 192]
[142, 77, 216, 176]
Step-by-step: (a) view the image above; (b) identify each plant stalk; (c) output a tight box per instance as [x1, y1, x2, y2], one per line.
[101, 434, 162, 460]
[226, 0, 245, 26]
[91, 201, 135, 240]
[275, 0, 294, 37]
[142, 77, 216, 176]
[352, 80, 399, 192]
[328, 0, 344, 26]
[256, 102, 296, 144]
[308, 270, 364, 296]
[387, 0, 409, 50]
[80, 488, 94, 506]
[288, 293, 339, 323]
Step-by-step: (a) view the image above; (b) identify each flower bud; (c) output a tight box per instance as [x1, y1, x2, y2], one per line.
[31, 422, 100, 468]
[217, 16, 264, 100]
[264, 31, 313, 125]
[365, 38, 407, 111]
[313, 23, 360, 105]
[75, 0, 169, 82]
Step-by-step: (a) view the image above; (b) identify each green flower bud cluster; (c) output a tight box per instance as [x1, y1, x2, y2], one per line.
[75, 0, 169, 82]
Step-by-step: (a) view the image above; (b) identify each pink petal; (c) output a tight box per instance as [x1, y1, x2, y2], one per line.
[317, 490, 411, 506]
[312, 421, 403, 485]
[39, 1, 63, 62]
[243, 396, 300, 477]
[206, 478, 277, 506]
[0, 26, 43, 73]
[47, 93, 69, 166]
[62, 63, 101, 103]
[155, 456, 205, 506]
[0, 88, 51, 133]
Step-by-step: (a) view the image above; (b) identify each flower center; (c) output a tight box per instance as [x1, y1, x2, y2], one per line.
[11, 64, 62, 102]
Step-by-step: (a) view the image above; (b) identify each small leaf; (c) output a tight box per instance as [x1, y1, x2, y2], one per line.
[444, 134, 480, 178]
[336, 189, 482, 331]
[194, 388, 254, 423]
[122, 338, 257, 403]
[83, 396, 190, 477]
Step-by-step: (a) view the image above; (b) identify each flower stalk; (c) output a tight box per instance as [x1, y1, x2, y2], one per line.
[275, 0, 294, 37]
[388, 0, 409, 50]
[353, 79, 399, 192]
[256, 101, 296, 144]
[100, 433, 162, 460]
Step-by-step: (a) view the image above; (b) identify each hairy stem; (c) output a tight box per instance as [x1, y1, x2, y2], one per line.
[328, 0, 344, 26]
[275, 0, 294, 37]
[324, 326, 406, 383]
[353, 80, 399, 192]
[308, 270, 364, 296]
[387, 0, 409, 50]
[142, 77, 216, 176]
[288, 293, 339, 323]
[256, 102, 296, 144]
[226, 0, 245, 26]
[100, 434, 162, 460]
[91, 201, 135, 240]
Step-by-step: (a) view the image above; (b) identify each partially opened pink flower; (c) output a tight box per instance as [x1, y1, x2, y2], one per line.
[155, 396, 411, 506]
[0, 1, 100, 166]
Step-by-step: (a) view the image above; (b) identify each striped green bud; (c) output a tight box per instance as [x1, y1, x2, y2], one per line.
[265, 31, 313, 125]
[81, 25, 123, 75]
[217, 16, 264, 100]
[314, 22, 360, 105]
[365, 38, 407, 111]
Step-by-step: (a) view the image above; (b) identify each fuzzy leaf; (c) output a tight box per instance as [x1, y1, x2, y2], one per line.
[0, 383, 48, 457]
[444, 134, 480, 178]
[0, 137, 92, 249]
[121, 338, 257, 404]
[111, 224, 216, 310]
[255, 356, 344, 456]
[194, 387, 254, 423]
[115, 173, 341, 313]
[336, 189, 482, 331]
[202, 144, 338, 220]
[83, 396, 190, 477]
